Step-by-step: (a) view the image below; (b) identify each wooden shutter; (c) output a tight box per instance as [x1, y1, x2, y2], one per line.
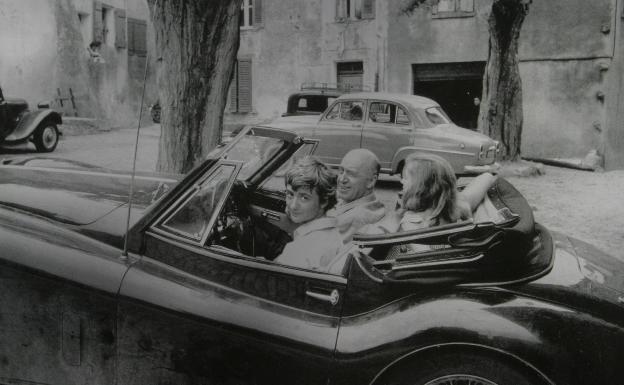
[114, 8, 126, 48]
[253, 0, 263, 26]
[335, 0, 345, 20]
[229, 61, 238, 112]
[237, 59, 252, 112]
[93, 1, 103, 43]
[134, 20, 147, 56]
[362, 0, 375, 19]
[459, 0, 474, 12]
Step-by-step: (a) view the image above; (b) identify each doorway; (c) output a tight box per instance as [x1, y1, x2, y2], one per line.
[412, 62, 485, 129]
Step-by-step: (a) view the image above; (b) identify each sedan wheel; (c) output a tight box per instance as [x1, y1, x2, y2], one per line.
[34, 124, 59, 152]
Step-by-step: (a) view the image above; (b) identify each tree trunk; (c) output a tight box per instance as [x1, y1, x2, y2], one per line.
[479, 0, 529, 161]
[147, 0, 242, 173]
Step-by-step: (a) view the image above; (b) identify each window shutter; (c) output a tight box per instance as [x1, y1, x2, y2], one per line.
[93, 1, 103, 43]
[134, 20, 147, 56]
[237, 59, 252, 112]
[459, 0, 474, 12]
[253, 0, 263, 26]
[114, 8, 126, 48]
[229, 61, 238, 112]
[362, 0, 375, 19]
[335, 0, 345, 20]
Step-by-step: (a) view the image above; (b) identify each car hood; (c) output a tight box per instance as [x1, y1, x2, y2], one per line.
[0, 165, 180, 226]
[506, 231, 624, 321]
[432, 124, 495, 144]
[271, 114, 321, 125]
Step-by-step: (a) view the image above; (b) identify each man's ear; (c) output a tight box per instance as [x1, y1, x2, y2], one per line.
[366, 174, 378, 189]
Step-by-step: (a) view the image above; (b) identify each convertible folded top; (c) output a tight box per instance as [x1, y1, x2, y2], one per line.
[352, 178, 554, 287]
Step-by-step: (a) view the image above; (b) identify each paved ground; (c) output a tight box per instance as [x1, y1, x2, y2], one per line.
[3, 124, 623, 261]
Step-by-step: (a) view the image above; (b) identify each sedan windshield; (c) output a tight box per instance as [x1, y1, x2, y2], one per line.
[424, 107, 451, 125]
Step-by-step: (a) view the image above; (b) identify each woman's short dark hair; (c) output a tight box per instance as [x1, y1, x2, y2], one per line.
[285, 156, 337, 211]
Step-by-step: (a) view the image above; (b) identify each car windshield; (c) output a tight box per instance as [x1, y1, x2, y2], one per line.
[424, 107, 451, 125]
[219, 130, 286, 180]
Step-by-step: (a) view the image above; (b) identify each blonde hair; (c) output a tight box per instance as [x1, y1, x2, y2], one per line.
[401, 153, 458, 226]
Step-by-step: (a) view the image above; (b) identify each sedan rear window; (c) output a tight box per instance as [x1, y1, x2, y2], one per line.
[425, 107, 451, 125]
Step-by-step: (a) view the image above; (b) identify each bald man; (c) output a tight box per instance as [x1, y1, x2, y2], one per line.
[326, 149, 387, 242]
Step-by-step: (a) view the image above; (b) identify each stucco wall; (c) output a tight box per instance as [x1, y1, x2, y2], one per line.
[0, 0, 58, 105]
[384, 0, 617, 161]
[229, 0, 385, 125]
[520, 60, 606, 159]
[385, 0, 490, 93]
[0, 0, 155, 124]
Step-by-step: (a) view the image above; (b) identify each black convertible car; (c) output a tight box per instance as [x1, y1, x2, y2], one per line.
[0, 126, 623, 385]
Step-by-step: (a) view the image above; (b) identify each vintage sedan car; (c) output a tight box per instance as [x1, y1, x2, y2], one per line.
[275, 92, 499, 175]
[0, 85, 62, 152]
[1, 125, 623, 385]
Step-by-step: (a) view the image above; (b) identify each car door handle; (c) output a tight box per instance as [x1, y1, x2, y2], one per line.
[306, 289, 340, 306]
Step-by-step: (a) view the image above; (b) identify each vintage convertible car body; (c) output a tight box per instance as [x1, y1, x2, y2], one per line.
[274, 92, 499, 175]
[0, 85, 62, 152]
[0, 126, 623, 385]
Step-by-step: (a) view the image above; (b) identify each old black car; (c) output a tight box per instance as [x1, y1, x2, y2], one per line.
[0, 125, 623, 385]
[0, 85, 62, 152]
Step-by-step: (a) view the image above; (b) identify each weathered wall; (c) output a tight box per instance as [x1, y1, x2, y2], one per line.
[385, 0, 618, 163]
[0, 0, 156, 124]
[227, 0, 386, 125]
[0, 0, 58, 105]
[604, 0, 624, 169]
[385, 0, 490, 93]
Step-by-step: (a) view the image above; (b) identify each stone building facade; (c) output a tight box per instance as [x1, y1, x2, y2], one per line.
[228, 0, 624, 170]
[0, 0, 156, 123]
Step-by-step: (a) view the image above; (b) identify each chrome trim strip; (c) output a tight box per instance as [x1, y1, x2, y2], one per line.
[0, 164, 179, 183]
[391, 253, 483, 271]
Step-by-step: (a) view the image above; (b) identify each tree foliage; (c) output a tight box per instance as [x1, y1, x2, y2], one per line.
[147, 0, 242, 173]
[403, 0, 530, 160]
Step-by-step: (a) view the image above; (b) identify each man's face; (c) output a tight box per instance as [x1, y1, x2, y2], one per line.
[337, 152, 377, 203]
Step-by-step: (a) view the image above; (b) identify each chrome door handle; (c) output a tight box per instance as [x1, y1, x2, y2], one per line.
[306, 289, 340, 306]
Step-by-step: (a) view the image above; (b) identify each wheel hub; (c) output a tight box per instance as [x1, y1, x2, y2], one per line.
[42, 126, 57, 148]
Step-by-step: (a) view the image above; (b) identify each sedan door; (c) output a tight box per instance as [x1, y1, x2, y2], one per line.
[117, 160, 346, 385]
[360, 101, 417, 171]
[312, 100, 365, 166]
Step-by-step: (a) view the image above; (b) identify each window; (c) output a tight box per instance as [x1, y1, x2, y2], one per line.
[425, 107, 451, 125]
[240, 0, 263, 28]
[368, 102, 411, 125]
[229, 59, 253, 113]
[336, 0, 375, 21]
[325, 101, 364, 121]
[159, 164, 238, 242]
[432, 0, 475, 18]
[337, 61, 364, 91]
[127, 18, 147, 56]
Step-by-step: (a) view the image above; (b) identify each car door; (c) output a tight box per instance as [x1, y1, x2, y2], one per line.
[312, 99, 365, 166]
[361, 101, 417, 171]
[0, 218, 123, 384]
[117, 160, 346, 385]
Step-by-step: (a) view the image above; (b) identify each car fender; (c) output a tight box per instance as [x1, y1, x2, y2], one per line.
[4, 109, 62, 142]
[333, 290, 624, 385]
[0, 205, 129, 295]
[390, 145, 474, 174]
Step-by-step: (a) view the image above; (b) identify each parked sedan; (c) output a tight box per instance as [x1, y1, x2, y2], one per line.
[1, 125, 623, 385]
[275, 92, 499, 174]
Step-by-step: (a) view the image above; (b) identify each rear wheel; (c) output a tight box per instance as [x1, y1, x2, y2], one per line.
[33, 124, 59, 152]
[384, 351, 539, 385]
